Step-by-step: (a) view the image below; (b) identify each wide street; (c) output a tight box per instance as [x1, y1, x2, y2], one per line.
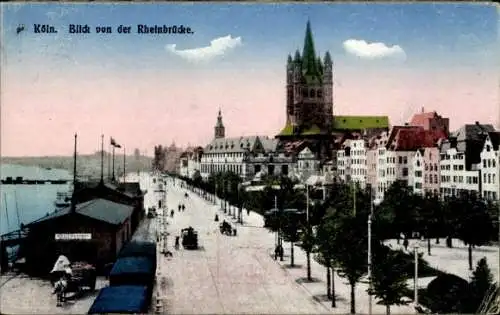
[145, 174, 329, 314]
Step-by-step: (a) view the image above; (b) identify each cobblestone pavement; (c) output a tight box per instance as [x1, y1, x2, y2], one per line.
[151, 176, 329, 314]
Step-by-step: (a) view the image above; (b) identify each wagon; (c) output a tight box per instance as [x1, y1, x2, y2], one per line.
[88, 285, 149, 314]
[109, 256, 155, 289]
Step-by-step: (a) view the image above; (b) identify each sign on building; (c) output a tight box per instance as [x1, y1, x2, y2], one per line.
[55, 233, 92, 241]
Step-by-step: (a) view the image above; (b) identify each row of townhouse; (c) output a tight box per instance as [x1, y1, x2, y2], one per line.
[331, 119, 500, 201]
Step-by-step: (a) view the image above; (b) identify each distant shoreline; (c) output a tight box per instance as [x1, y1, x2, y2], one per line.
[2, 155, 153, 179]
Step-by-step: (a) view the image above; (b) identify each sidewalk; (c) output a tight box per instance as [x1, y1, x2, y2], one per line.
[186, 183, 416, 314]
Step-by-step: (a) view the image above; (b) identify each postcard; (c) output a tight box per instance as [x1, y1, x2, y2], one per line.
[1, 2, 498, 315]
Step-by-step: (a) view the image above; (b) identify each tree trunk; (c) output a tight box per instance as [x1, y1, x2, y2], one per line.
[326, 266, 331, 299]
[427, 238, 431, 256]
[306, 251, 311, 281]
[386, 304, 391, 315]
[468, 243, 473, 270]
[331, 267, 336, 307]
[290, 242, 294, 267]
[350, 283, 356, 314]
[435, 237, 439, 244]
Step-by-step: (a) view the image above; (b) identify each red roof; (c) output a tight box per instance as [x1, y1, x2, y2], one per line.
[410, 111, 438, 127]
[392, 129, 447, 151]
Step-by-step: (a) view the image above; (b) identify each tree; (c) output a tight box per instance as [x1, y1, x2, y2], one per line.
[369, 245, 410, 315]
[282, 212, 301, 267]
[300, 221, 315, 281]
[469, 257, 494, 311]
[456, 196, 494, 270]
[315, 213, 338, 306]
[378, 181, 416, 241]
[333, 215, 368, 314]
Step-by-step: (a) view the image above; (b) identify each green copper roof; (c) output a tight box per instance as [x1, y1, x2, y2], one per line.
[333, 116, 389, 130]
[279, 123, 294, 136]
[302, 21, 318, 77]
[278, 123, 323, 136]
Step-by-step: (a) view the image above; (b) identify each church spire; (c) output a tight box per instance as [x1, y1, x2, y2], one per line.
[214, 108, 225, 139]
[302, 20, 318, 76]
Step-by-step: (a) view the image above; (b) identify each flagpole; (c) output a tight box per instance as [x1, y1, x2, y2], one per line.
[108, 142, 111, 181]
[123, 147, 126, 183]
[112, 145, 115, 182]
[71, 134, 77, 213]
[100, 134, 104, 184]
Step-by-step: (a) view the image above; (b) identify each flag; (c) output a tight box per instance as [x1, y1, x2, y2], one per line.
[110, 137, 121, 148]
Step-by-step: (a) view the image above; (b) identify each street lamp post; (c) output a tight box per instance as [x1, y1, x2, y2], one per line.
[368, 186, 378, 315]
[414, 244, 420, 310]
[368, 214, 373, 315]
[306, 184, 312, 281]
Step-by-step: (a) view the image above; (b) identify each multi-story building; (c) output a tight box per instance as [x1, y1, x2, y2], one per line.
[409, 108, 450, 135]
[179, 146, 203, 179]
[439, 123, 495, 198]
[480, 131, 500, 200]
[245, 137, 294, 179]
[200, 110, 292, 180]
[337, 137, 368, 188]
[386, 125, 446, 189]
[295, 146, 321, 182]
[412, 147, 440, 196]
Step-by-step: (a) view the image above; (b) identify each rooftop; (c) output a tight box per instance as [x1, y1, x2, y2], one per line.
[28, 198, 134, 226]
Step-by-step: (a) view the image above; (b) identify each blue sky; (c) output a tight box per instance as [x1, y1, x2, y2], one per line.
[1, 2, 498, 156]
[2, 2, 497, 72]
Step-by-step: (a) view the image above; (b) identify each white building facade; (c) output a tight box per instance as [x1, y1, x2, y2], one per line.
[480, 132, 500, 201]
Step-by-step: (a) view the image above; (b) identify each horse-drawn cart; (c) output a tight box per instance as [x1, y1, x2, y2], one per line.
[50, 256, 96, 306]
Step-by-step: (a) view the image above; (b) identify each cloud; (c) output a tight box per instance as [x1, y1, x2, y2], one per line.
[165, 35, 242, 62]
[343, 39, 406, 60]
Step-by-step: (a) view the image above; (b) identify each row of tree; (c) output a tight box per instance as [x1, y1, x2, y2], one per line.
[176, 172, 498, 314]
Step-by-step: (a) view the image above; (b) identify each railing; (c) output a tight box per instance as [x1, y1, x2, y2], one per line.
[478, 283, 500, 314]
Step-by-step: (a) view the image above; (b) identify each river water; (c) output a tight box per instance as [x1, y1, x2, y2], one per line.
[1, 164, 72, 235]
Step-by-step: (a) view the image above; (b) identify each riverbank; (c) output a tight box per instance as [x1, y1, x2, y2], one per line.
[2, 154, 152, 179]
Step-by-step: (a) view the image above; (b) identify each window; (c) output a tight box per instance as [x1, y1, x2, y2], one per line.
[317, 90, 323, 98]
[310, 89, 315, 98]
[434, 174, 438, 183]
[398, 156, 402, 164]
[484, 174, 487, 183]
[403, 168, 408, 177]
[488, 174, 491, 184]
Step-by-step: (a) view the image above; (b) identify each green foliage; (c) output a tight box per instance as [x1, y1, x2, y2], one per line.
[369, 245, 410, 309]
[469, 258, 494, 311]
[425, 273, 471, 313]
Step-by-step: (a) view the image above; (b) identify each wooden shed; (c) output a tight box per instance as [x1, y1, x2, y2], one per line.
[23, 198, 134, 276]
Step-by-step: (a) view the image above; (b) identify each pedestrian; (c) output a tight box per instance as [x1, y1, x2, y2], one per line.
[247, 209, 250, 216]
[403, 238, 409, 251]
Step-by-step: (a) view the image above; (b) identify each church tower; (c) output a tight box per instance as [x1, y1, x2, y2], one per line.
[214, 109, 225, 139]
[285, 21, 334, 133]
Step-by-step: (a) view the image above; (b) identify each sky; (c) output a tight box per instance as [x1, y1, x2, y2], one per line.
[1, 2, 498, 156]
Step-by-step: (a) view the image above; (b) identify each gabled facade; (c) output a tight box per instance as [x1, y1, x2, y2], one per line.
[480, 131, 500, 200]
[295, 146, 321, 181]
[179, 146, 204, 179]
[439, 123, 495, 198]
